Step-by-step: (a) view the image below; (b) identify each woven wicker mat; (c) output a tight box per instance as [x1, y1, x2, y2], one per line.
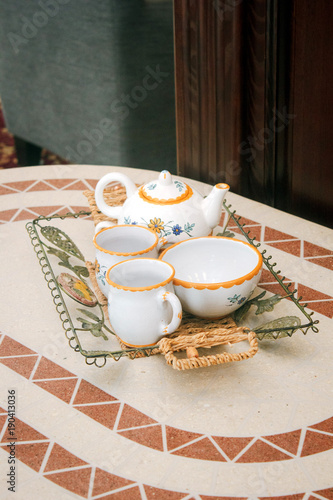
[84, 188, 258, 370]
[83, 185, 137, 227]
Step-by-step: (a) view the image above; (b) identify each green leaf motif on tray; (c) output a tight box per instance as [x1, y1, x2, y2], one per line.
[46, 246, 88, 279]
[233, 291, 288, 323]
[215, 231, 235, 238]
[76, 317, 108, 340]
[41, 226, 85, 261]
[76, 308, 111, 340]
[233, 290, 266, 322]
[254, 294, 285, 315]
[62, 264, 89, 280]
[255, 316, 302, 340]
[47, 245, 71, 263]
[77, 308, 100, 322]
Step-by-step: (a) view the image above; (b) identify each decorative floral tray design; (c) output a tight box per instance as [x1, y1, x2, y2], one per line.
[26, 201, 319, 368]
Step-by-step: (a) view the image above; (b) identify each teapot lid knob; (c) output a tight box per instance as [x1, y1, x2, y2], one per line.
[158, 170, 173, 186]
[140, 170, 190, 202]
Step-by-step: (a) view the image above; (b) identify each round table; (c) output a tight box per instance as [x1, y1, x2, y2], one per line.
[0, 164, 333, 499]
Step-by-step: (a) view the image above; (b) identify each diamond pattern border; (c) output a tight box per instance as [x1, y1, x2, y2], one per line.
[1, 334, 333, 463]
[0, 410, 332, 499]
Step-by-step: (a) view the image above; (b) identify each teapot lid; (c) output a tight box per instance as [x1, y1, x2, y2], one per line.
[139, 170, 192, 204]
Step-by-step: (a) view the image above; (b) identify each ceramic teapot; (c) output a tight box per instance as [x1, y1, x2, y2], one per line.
[94, 170, 229, 244]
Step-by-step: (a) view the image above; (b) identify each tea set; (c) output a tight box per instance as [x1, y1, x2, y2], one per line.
[93, 170, 263, 347]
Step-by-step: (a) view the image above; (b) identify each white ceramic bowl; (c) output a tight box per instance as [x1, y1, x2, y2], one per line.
[159, 236, 263, 319]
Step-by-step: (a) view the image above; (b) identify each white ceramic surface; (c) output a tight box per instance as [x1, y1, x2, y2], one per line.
[106, 258, 182, 347]
[93, 224, 162, 297]
[94, 169, 229, 244]
[159, 236, 263, 318]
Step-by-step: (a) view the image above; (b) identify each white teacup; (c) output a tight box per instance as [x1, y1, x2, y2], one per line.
[93, 225, 166, 297]
[106, 258, 182, 347]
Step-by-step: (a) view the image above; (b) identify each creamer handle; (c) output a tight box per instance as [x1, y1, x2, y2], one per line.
[158, 291, 182, 336]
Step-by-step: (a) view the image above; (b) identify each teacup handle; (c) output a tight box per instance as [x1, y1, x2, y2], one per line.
[159, 291, 182, 336]
[157, 236, 169, 251]
[95, 172, 137, 220]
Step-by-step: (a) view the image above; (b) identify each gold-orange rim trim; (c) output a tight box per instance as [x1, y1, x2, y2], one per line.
[106, 258, 175, 291]
[138, 185, 193, 205]
[117, 337, 158, 348]
[93, 225, 158, 256]
[216, 183, 230, 190]
[159, 236, 263, 290]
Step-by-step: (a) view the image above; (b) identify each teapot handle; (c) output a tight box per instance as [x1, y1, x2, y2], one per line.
[95, 173, 137, 220]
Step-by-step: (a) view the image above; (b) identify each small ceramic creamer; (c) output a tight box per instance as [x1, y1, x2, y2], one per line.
[106, 258, 182, 347]
[95, 170, 229, 244]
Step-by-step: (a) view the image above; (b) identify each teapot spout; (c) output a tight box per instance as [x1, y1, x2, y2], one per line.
[201, 183, 229, 230]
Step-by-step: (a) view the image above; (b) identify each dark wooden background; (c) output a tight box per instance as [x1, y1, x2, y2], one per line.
[173, 0, 333, 228]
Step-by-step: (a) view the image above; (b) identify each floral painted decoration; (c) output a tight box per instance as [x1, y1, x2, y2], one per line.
[227, 294, 247, 306]
[148, 217, 165, 234]
[145, 179, 185, 193]
[172, 224, 183, 235]
[174, 180, 185, 192]
[124, 216, 138, 225]
[95, 259, 108, 288]
[123, 216, 195, 238]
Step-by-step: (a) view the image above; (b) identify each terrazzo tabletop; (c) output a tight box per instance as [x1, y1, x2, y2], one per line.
[0, 164, 333, 500]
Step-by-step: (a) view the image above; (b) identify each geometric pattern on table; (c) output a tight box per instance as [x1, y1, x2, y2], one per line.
[1, 334, 333, 464]
[227, 215, 333, 272]
[1, 409, 333, 499]
[258, 269, 333, 319]
[0, 410, 170, 499]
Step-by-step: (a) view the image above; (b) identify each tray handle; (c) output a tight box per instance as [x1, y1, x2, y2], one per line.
[158, 328, 258, 370]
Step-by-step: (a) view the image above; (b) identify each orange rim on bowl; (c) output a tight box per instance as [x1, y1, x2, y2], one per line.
[159, 236, 263, 290]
